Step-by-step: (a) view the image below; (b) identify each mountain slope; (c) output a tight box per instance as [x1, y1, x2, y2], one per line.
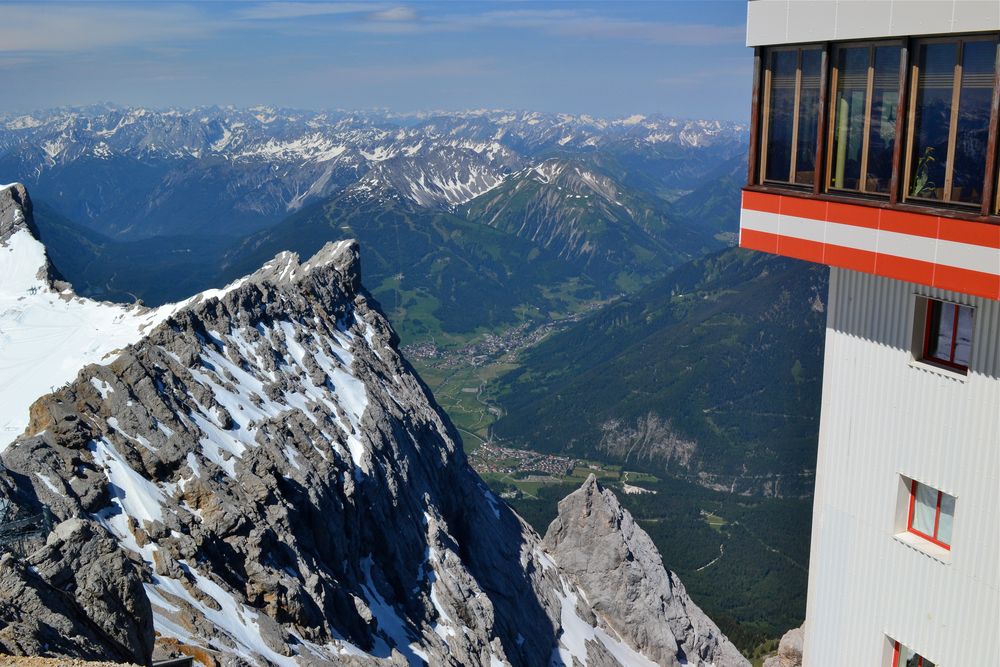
[0, 183, 747, 667]
[670, 154, 747, 245]
[219, 192, 606, 341]
[491, 248, 828, 496]
[28, 201, 234, 304]
[460, 159, 706, 288]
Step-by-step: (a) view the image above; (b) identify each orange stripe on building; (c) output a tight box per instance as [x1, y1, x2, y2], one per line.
[932, 264, 1000, 300]
[739, 228, 780, 254]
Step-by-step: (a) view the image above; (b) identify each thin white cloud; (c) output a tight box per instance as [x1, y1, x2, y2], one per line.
[0, 4, 214, 52]
[338, 7, 742, 46]
[237, 2, 378, 20]
[443, 9, 745, 45]
[369, 6, 419, 22]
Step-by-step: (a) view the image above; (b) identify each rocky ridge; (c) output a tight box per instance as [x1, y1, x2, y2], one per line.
[543, 476, 746, 667]
[0, 184, 747, 667]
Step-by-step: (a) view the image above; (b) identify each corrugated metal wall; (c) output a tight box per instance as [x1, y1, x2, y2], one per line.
[803, 267, 999, 665]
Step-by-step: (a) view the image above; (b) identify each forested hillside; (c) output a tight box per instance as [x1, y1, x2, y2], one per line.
[491, 248, 828, 496]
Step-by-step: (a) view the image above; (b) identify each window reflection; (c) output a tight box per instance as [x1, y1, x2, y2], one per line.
[952, 40, 995, 204]
[909, 42, 955, 201]
[829, 45, 902, 195]
[911, 482, 937, 536]
[765, 50, 797, 182]
[868, 47, 900, 193]
[924, 299, 974, 370]
[831, 47, 869, 190]
[763, 47, 823, 185]
[908, 38, 997, 205]
[796, 50, 822, 185]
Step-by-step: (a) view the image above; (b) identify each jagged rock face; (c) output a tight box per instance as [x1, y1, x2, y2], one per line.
[0, 182, 31, 240]
[0, 184, 745, 667]
[355, 145, 514, 209]
[0, 518, 154, 661]
[543, 476, 749, 667]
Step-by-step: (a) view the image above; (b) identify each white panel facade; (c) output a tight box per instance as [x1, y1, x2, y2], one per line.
[747, 0, 1000, 47]
[803, 267, 1000, 665]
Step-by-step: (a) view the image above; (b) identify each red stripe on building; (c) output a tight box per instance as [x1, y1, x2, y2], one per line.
[739, 228, 779, 254]
[777, 235, 825, 264]
[936, 217, 1000, 249]
[823, 244, 878, 274]
[932, 264, 1000, 299]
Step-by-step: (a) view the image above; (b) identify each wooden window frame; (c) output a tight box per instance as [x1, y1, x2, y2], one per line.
[902, 34, 1000, 208]
[986, 41, 1000, 215]
[748, 31, 1000, 225]
[906, 479, 953, 551]
[759, 44, 825, 187]
[921, 298, 973, 372]
[825, 40, 905, 197]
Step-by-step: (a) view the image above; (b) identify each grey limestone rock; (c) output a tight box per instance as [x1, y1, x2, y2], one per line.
[543, 475, 749, 667]
[0, 518, 153, 663]
[762, 626, 803, 667]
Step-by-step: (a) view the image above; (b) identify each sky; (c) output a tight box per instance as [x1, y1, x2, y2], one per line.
[0, 1, 751, 121]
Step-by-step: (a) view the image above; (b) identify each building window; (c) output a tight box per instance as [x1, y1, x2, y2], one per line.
[827, 43, 902, 195]
[761, 46, 824, 186]
[891, 641, 936, 667]
[904, 37, 998, 206]
[907, 479, 956, 550]
[922, 299, 974, 371]
[753, 33, 1000, 218]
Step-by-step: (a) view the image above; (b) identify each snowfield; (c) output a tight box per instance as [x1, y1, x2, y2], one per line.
[0, 226, 246, 450]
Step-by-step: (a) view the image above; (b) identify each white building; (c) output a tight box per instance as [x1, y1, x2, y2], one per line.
[741, 2, 1000, 665]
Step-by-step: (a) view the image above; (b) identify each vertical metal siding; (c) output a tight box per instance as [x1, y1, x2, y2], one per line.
[746, 1, 1000, 48]
[803, 267, 999, 666]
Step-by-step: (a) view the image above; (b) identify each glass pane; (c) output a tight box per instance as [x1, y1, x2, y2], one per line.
[795, 49, 823, 185]
[831, 47, 870, 191]
[899, 646, 919, 667]
[926, 301, 955, 361]
[909, 42, 957, 200]
[912, 482, 938, 536]
[867, 47, 901, 193]
[766, 50, 798, 182]
[937, 492, 955, 546]
[953, 304, 974, 366]
[951, 40, 996, 204]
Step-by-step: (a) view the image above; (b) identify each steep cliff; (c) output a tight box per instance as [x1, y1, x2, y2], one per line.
[0, 183, 746, 667]
[544, 476, 746, 667]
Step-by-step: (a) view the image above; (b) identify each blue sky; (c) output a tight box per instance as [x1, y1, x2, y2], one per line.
[0, 1, 751, 121]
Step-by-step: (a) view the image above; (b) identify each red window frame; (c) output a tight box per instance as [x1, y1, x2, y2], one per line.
[891, 641, 935, 667]
[906, 480, 952, 550]
[922, 299, 972, 372]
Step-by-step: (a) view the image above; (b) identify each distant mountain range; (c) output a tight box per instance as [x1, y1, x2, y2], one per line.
[6, 105, 748, 343]
[0, 105, 747, 240]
